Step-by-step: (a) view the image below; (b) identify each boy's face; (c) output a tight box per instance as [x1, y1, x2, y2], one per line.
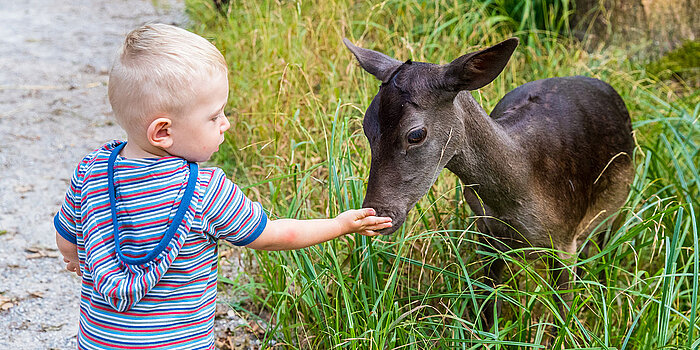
[167, 72, 231, 162]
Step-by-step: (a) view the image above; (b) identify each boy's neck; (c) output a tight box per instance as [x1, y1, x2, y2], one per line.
[121, 141, 171, 159]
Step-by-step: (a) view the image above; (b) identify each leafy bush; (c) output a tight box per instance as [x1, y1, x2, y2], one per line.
[646, 40, 700, 87]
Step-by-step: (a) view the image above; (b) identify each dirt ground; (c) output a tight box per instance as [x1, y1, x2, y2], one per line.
[0, 1, 262, 348]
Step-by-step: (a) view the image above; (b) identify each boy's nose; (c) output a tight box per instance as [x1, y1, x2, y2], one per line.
[221, 116, 231, 132]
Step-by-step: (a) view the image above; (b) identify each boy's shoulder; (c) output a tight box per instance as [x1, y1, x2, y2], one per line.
[72, 140, 122, 177]
[86, 140, 120, 160]
[199, 166, 224, 177]
[198, 166, 229, 188]
[196, 167, 251, 200]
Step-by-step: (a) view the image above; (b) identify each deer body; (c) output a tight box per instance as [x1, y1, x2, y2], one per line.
[344, 38, 634, 329]
[448, 76, 633, 253]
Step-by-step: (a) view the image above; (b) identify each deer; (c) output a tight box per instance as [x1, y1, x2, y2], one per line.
[343, 37, 634, 333]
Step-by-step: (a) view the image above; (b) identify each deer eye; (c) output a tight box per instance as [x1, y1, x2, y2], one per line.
[407, 127, 427, 144]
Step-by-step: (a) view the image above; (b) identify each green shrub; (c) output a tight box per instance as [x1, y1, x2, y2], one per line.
[646, 40, 700, 88]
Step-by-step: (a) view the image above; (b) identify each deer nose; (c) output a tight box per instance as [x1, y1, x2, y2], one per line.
[377, 222, 401, 235]
[361, 201, 404, 235]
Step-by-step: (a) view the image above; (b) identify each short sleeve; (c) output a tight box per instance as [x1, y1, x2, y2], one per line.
[200, 168, 267, 246]
[54, 166, 82, 245]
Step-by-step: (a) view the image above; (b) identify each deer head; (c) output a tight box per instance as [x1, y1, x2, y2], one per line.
[344, 38, 518, 234]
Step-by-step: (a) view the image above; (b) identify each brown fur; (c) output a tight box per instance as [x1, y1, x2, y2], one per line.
[344, 38, 634, 332]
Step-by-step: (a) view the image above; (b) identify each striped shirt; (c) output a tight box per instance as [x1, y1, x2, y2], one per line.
[54, 140, 267, 349]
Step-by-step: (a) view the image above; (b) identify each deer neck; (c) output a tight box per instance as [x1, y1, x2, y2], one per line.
[445, 92, 529, 211]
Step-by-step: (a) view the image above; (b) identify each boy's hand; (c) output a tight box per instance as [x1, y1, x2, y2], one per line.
[336, 208, 392, 237]
[56, 232, 82, 277]
[63, 257, 82, 276]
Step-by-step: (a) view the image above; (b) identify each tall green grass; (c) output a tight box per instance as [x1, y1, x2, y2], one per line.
[186, 0, 699, 348]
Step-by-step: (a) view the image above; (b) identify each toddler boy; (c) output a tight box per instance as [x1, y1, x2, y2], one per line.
[54, 23, 391, 349]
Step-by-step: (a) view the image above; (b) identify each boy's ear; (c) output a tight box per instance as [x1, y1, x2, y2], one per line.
[147, 117, 174, 149]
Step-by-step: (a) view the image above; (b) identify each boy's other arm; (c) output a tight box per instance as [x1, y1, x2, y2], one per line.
[246, 208, 392, 251]
[56, 232, 82, 276]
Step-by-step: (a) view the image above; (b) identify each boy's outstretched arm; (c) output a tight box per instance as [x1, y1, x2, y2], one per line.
[246, 208, 392, 251]
[56, 232, 82, 276]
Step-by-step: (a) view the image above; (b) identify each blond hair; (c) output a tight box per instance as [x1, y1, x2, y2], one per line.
[108, 23, 227, 135]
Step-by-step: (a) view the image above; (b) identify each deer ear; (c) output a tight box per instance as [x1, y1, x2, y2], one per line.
[343, 38, 403, 83]
[442, 38, 519, 91]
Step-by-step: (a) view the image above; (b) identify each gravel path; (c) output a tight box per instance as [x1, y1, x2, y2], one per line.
[0, 1, 259, 348]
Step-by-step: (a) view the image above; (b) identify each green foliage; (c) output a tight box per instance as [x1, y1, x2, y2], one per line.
[646, 40, 700, 87]
[187, 0, 699, 348]
[487, 0, 573, 35]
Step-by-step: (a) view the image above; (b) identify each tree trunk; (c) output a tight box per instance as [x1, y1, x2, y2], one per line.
[571, 0, 647, 48]
[571, 0, 697, 54]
